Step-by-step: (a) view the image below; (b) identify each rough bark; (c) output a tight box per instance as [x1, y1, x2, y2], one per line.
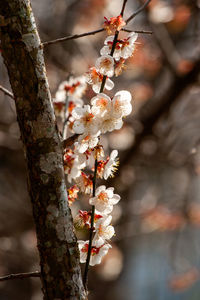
[0, 1, 86, 299]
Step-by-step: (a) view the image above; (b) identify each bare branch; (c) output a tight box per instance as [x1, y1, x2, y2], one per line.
[126, 0, 152, 24]
[42, 28, 104, 47]
[0, 271, 40, 282]
[150, 23, 181, 73]
[120, 0, 128, 16]
[123, 28, 152, 34]
[0, 84, 14, 100]
[42, 28, 152, 47]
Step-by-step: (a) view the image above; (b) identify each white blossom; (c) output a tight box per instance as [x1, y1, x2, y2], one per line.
[89, 185, 120, 214]
[112, 90, 132, 118]
[100, 33, 138, 62]
[100, 115, 123, 134]
[78, 240, 112, 266]
[56, 76, 87, 101]
[72, 105, 100, 135]
[120, 32, 138, 60]
[76, 133, 99, 153]
[93, 215, 115, 247]
[95, 55, 114, 77]
[104, 150, 119, 180]
[100, 35, 122, 61]
[91, 93, 112, 117]
[86, 67, 114, 93]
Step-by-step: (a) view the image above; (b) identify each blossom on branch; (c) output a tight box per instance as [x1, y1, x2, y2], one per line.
[72, 105, 100, 135]
[56, 76, 87, 100]
[96, 150, 119, 179]
[86, 67, 114, 93]
[104, 150, 119, 179]
[100, 32, 138, 62]
[78, 240, 112, 266]
[75, 172, 93, 195]
[67, 185, 79, 206]
[95, 55, 115, 77]
[112, 90, 132, 118]
[103, 15, 126, 35]
[89, 185, 120, 214]
[91, 93, 112, 117]
[93, 215, 115, 247]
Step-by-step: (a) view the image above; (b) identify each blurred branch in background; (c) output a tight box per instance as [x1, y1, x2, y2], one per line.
[0, 85, 14, 100]
[0, 271, 40, 282]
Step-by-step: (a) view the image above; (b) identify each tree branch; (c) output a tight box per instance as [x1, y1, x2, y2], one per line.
[0, 271, 41, 282]
[42, 28, 152, 47]
[126, 0, 152, 24]
[42, 28, 104, 47]
[120, 0, 128, 16]
[123, 29, 152, 34]
[0, 1, 86, 299]
[0, 84, 14, 100]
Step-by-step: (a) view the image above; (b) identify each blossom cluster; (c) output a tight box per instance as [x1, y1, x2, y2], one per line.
[53, 15, 137, 266]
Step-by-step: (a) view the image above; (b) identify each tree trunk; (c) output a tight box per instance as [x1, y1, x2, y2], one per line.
[0, 1, 86, 299]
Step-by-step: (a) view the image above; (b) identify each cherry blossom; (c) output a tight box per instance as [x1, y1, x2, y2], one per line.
[115, 58, 127, 76]
[72, 105, 100, 135]
[86, 67, 114, 93]
[75, 172, 93, 195]
[91, 93, 112, 117]
[89, 185, 120, 214]
[104, 150, 119, 180]
[64, 148, 86, 183]
[76, 133, 99, 154]
[93, 215, 115, 247]
[56, 76, 87, 100]
[100, 32, 138, 62]
[67, 185, 79, 206]
[96, 150, 119, 179]
[75, 210, 103, 229]
[120, 32, 138, 60]
[100, 36, 122, 61]
[95, 55, 115, 77]
[103, 15, 126, 35]
[112, 90, 132, 118]
[78, 240, 112, 266]
[99, 115, 123, 134]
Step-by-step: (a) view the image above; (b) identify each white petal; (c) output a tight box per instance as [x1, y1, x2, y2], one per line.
[105, 78, 114, 90]
[96, 185, 106, 195]
[114, 118, 123, 130]
[111, 194, 121, 204]
[73, 121, 85, 134]
[92, 83, 101, 93]
[100, 46, 110, 56]
[110, 149, 118, 160]
[128, 32, 138, 44]
[104, 35, 114, 44]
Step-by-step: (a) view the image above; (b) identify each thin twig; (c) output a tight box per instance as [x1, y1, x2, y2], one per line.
[123, 28, 152, 34]
[62, 96, 69, 139]
[83, 159, 98, 288]
[120, 0, 128, 16]
[42, 28, 104, 47]
[126, 0, 152, 24]
[42, 28, 152, 48]
[0, 85, 14, 100]
[0, 271, 41, 282]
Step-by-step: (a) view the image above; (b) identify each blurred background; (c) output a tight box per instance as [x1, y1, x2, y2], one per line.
[0, 0, 200, 299]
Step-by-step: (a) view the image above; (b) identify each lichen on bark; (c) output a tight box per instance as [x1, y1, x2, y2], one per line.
[0, 0, 86, 299]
